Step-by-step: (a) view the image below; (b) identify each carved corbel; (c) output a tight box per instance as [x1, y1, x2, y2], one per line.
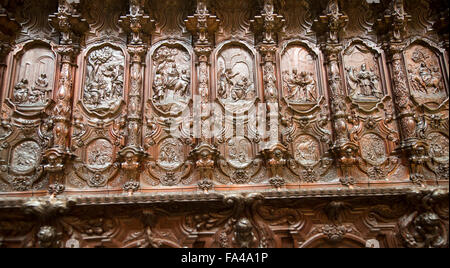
[22, 197, 76, 248]
[262, 143, 288, 190]
[48, 0, 88, 45]
[313, 0, 348, 44]
[190, 142, 219, 193]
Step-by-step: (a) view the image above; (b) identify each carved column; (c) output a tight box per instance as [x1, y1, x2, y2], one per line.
[186, 0, 220, 192]
[119, 0, 154, 194]
[46, 0, 87, 195]
[376, 0, 428, 186]
[315, 0, 355, 187]
[186, 0, 219, 143]
[0, 5, 20, 101]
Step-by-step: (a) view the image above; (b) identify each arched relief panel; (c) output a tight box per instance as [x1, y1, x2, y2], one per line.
[215, 42, 259, 114]
[403, 40, 449, 110]
[4, 41, 57, 115]
[280, 41, 325, 114]
[212, 41, 264, 186]
[279, 41, 334, 184]
[78, 44, 127, 119]
[342, 39, 388, 112]
[341, 40, 404, 182]
[68, 43, 128, 190]
[148, 41, 193, 117]
[142, 40, 194, 188]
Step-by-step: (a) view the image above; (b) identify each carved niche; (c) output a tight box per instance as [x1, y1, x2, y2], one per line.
[281, 42, 324, 113]
[343, 41, 386, 111]
[81, 45, 126, 118]
[279, 42, 333, 183]
[404, 43, 448, 109]
[7, 43, 56, 113]
[69, 44, 127, 189]
[150, 43, 192, 116]
[216, 43, 257, 111]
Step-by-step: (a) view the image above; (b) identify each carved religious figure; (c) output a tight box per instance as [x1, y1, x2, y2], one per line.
[83, 46, 125, 115]
[281, 45, 319, 106]
[405, 45, 446, 107]
[283, 70, 317, 103]
[345, 64, 382, 99]
[217, 46, 256, 108]
[157, 138, 183, 170]
[152, 45, 191, 114]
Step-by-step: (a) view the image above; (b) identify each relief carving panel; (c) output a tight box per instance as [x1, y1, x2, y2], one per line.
[9, 45, 56, 110]
[217, 44, 257, 113]
[82, 45, 125, 117]
[405, 44, 447, 108]
[151, 44, 191, 116]
[343, 42, 385, 111]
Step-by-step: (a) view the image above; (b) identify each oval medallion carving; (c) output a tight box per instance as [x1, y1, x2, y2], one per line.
[83, 45, 125, 116]
[157, 138, 184, 170]
[294, 135, 320, 167]
[225, 137, 252, 168]
[11, 141, 41, 173]
[86, 139, 114, 170]
[428, 133, 449, 164]
[152, 45, 191, 115]
[360, 134, 387, 166]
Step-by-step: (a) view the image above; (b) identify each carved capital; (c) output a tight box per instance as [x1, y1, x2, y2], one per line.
[49, 0, 88, 45]
[119, 0, 154, 45]
[313, 0, 348, 43]
[185, 0, 220, 46]
[251, 0, 285, 45]
[128, 44, 148, 63]
[55, 45, 80, 64]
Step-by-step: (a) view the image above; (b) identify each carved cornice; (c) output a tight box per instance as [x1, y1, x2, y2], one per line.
[1, 186, 447, 209]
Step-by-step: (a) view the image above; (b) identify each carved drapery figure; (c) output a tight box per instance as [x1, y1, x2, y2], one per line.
[152, 45, 191, 114]
[83, 46, 125, 115]
[346, 64, 382, 99]
[283, 70, 317, 103]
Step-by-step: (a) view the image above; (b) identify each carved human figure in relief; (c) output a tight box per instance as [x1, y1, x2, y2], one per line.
[410, 62, 443, 95]
[158, 138, 183, 169]
[152, 45, 191, 113]
[283, 69, 317, 103]
[346, 64, 382, 99]
[13, 74, 50, 105]
[84, 46, 125, 114]
[217, 47, 256, 105]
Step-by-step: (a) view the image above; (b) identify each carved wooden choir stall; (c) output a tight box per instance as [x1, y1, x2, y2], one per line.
[0, 0, 448, 248]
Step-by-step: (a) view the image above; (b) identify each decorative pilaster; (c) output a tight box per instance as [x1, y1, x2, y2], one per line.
[0, 6, 20, 99]
[251, 0, 285, 104]
[186, 0, 220, 143]
[45, 0, 87, 195]
[314, 0, 354, 187]
[119, 0, 154, 195]
[186, 0, 220, 191]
